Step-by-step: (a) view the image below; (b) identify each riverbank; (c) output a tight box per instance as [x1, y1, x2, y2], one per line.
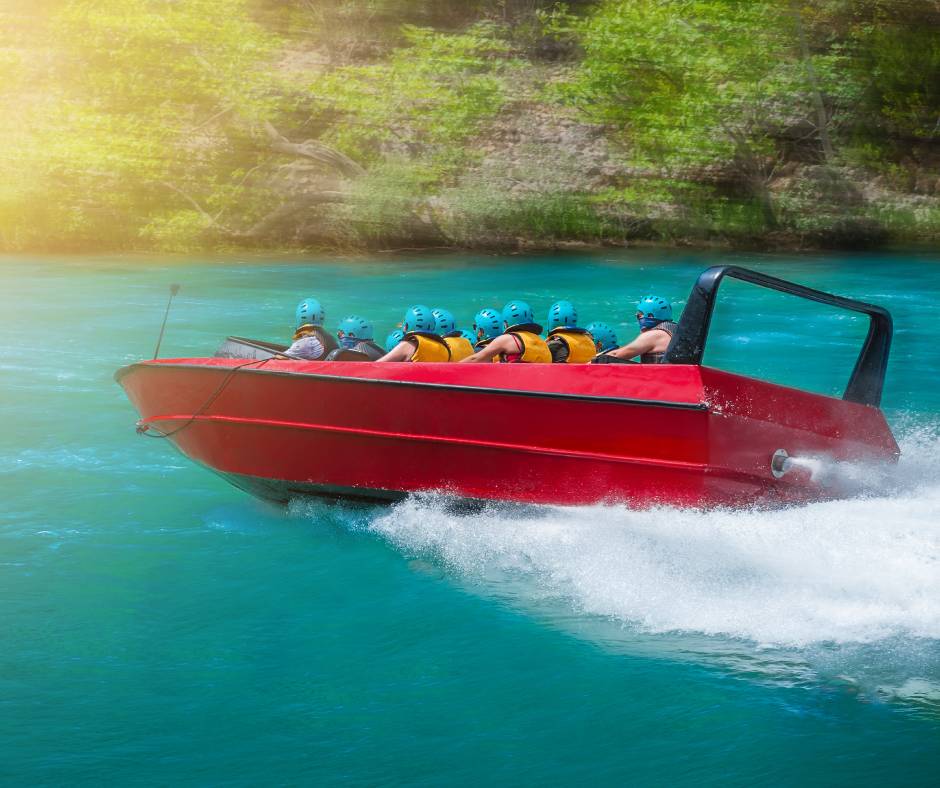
[11, 233, 940, 259]
[2, 2, 938, 255]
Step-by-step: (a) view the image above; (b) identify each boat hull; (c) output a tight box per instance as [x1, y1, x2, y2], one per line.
[116, 358, 899, 508]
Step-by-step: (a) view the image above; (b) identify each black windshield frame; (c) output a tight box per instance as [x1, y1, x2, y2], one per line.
[663, 265, 893, 408]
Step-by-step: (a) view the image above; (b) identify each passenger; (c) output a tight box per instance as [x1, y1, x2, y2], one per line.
[585, 321, 619, 353]
[431, 307, 457, 335]
[442, 331, 474, 362]
[333, 315, 384, 360]
[605, 295, 678, 363]
[461, 300, 551, 363]
[384, 329, 405, 353]
[284, 297, 339, 360]
[377, 305, 452, 362]
[470, 308, 503, 351]
[544, 300, 597, 364]
[431, 308, 474, 361]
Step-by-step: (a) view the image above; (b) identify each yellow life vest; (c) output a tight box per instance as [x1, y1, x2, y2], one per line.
[501, 329, 552, 364]
[443, 335, 474, 362]
[547, 327, 597, 364]
[405, 331, 451, 362]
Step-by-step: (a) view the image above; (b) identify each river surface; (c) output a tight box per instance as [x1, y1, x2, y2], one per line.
[2, 250, 939, 786]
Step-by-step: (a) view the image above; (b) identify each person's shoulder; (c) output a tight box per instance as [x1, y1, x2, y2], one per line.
[648, 327, 673, 342]
[289, 336, 319, 351]
[625, 330, 650, 344]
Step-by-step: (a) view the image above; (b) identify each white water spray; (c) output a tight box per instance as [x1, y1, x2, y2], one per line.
[362, 421, 940, 650]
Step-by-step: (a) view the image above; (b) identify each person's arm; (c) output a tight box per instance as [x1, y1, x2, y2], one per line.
[376, 339, 416, 362]
[460, 334, 517, 363]
[607, 331, 658, 360]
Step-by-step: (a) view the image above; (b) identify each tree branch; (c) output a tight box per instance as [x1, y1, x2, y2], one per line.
[161, 182, 231, 233]
[791, 1, 835, 163]
[263, 122, 365, 179]
[238, 191, 351, 239]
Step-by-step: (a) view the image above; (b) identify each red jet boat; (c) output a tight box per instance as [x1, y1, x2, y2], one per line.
[116, 266, 898, 507]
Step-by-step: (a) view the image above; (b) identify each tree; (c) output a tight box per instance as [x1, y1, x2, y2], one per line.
[552, 0, 842, 227]
[307, 24, 511, 169]
[0, 0, 283, 250]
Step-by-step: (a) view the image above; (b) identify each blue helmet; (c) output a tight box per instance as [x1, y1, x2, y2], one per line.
[402, 305, 436, 333]
[337, 315, 373, 348]
[432, 307, 456, 336]
[547, 300, 578, 330]
[636, 295, 672, 324]
[384, 329, 405, 353]
[502, 300, 534, 327]
[585, 321, 618, 352]
[295, 297, 325, 328]
[457, 329, 476, 343]
[473, 308, 503, 340]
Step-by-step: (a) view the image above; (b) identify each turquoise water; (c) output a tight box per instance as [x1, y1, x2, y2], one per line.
[2, 250, 940, 786]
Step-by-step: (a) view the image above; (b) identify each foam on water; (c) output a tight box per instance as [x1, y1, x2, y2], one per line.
[363, 421, 940, 649]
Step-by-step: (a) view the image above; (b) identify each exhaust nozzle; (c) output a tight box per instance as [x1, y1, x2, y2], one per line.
[771, 449, 792, 479]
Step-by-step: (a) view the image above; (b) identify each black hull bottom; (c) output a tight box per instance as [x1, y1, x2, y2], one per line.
[216, 470, 407, 505]
[212, 471, 514, 517]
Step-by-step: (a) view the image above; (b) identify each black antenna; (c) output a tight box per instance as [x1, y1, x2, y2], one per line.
[153, 284, 181, 360]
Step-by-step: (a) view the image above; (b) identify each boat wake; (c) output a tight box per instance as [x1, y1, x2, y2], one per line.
[359, 419, 939, 647]
[292, 418, 940, 708]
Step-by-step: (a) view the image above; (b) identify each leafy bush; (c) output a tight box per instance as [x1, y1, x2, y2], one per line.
[347, 159, 443, 246]
[442, 181, 616, 247]
[308, 24, 512, 172]
[0, 0, 282, 250]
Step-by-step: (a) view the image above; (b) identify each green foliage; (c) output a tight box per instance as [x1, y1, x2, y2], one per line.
[0, 0, 283, 251]
[547, 0, 838, 236]
[271, 1, 592, 58]
[592, 182, 767, 242]
[549, 0, 939, 238]
[55, 0, 278, 120]
[441, 181, 617, 247]
[347, 159, 442, 245]
[864, 203, 940, 245]
[795, 1, 940, 156]
[852, 13, 940, 142]
[551, 2, 805, 164]
[309, 24, 512, 172]
[0, 0, 937, 252]
[139, 209, 221, 253]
